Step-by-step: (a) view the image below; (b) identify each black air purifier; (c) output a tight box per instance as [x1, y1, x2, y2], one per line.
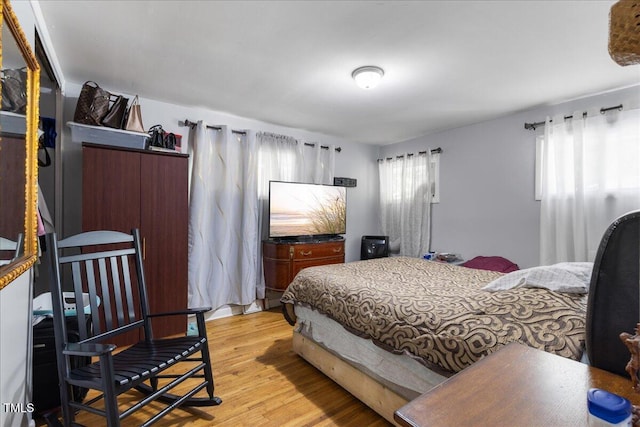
[360, 235, 389, 260]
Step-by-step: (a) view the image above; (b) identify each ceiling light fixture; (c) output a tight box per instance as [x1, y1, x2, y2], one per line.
[352, 66, 384, 89]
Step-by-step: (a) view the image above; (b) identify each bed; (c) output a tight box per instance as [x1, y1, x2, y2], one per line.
[280, 256, 589, 424]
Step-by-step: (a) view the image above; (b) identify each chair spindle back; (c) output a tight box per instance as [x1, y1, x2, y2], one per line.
[47, 229, 152, 346]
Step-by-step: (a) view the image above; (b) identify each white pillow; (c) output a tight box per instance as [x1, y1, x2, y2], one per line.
[482, 262, 594, 293]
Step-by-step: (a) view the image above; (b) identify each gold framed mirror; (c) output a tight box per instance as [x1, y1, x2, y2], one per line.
[0, 0, 40, 289]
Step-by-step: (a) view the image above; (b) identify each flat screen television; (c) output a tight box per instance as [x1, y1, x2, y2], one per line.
[268, 181, 346, 240]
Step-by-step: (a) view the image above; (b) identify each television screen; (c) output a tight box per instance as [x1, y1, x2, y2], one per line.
[269, 181, 346, 239]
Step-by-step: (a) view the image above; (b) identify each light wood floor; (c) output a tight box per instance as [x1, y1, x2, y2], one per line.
[42, 308, 391, 427]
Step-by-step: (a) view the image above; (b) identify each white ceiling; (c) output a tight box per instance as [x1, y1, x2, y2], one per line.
[38, 0, 639, 145]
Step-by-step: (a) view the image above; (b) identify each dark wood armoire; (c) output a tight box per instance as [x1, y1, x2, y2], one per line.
[82, 142, 189, 343]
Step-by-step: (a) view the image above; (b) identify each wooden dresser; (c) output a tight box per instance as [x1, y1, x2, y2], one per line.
[262, 239, 345, 291]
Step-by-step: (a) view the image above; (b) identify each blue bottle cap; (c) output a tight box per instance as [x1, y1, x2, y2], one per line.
[587, 388, 632, 423]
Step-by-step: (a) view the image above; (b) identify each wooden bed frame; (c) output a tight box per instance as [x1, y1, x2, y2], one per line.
[292, 330, 408, 425]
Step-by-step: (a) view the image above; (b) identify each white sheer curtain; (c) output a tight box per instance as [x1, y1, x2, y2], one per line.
[253, 134, 336, 297]
[540, 108, 640, 264]
[188, 127, 336, 305]
[378, 152, 432, 257]
[255, 133, 301, 299]
[301, 142, 336, 185]
[188, 123, 259, 311]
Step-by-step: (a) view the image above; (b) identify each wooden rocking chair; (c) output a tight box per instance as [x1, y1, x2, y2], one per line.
[45, 229, 221, 426]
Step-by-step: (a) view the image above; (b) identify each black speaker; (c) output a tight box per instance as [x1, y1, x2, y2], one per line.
[360, 235, 389, 260]
[334, 177, 357, 187]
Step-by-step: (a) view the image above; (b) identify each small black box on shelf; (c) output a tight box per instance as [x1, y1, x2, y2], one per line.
[334, 177, 357, 187]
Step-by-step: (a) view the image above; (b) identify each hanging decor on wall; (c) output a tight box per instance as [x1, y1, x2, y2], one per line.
[608, 0, 640, 66]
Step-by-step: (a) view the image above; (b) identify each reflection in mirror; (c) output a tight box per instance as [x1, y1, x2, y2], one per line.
[0, 133, 26, 253]
[1, 22, 26, 114]
[0, 234, 23, 265]
[0, 0, 41, 288]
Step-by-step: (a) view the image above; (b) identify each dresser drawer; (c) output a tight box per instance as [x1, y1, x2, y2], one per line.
[290, 242, 344, 260]
[262, 239, 345, 291]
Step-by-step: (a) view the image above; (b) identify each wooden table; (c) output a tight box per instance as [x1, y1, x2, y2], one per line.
[394, 343, 639, 427]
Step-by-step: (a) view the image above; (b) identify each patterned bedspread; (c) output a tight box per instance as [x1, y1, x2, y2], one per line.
[280, 257, 587, 375]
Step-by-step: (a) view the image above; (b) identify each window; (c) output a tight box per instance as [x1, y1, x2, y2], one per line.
[538, 108, 640, 263]
[378, 150, 438, 257]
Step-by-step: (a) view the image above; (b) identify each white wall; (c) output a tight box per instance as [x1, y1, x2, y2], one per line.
[0, 271, 34, 427]
[60, 83, 381, 263]
[381, 85, 640, 268]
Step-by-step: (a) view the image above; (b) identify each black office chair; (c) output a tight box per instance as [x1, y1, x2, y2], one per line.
[360, 235, 389, 260]
[586, 210, 640, 377]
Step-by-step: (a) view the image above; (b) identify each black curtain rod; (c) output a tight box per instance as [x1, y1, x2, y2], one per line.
[257, 132, 341, 152]
[303, 142, 342, 153]
[524, 104, 623, 131]
[179, 119, 246, 135]
[180, 119, 341, 152]
[377, 147, 442, 162]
